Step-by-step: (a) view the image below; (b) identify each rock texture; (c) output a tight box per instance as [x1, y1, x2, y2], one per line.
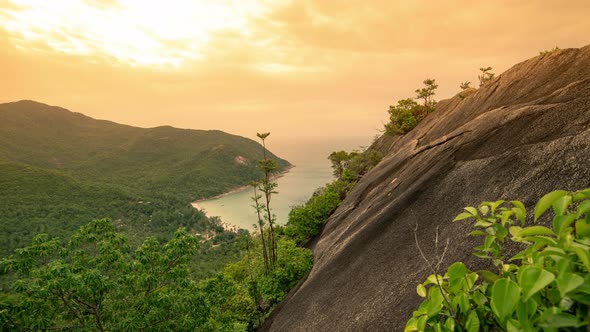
[262, 45, 590, 331]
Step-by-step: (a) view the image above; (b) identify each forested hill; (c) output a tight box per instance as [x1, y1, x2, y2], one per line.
[0, 100, 289, 201]
[0, 100, 289, 257]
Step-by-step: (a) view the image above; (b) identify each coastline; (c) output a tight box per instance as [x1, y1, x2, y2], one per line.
[191, 164, 295, 221]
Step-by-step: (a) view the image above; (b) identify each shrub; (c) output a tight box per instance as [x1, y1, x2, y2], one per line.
[406, 188, 590, 331]
[385, 98, 421, 135]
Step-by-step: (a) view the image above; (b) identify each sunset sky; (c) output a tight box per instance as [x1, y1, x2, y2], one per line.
[1, 0, 589, 139]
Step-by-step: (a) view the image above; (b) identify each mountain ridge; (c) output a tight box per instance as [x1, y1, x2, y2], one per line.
[0, 99, 290, 200]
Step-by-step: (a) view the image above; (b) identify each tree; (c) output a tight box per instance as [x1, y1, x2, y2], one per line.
[415, 78, 438, 112]
[478, 67, 495, 86]
[385, 98, 421, 135]
[1, 218, 208, 331]
[328, 150, 355, 179]
[255, 132, 278, 266]
[459, 81, 471, 90]
[250, 181, 269, 271]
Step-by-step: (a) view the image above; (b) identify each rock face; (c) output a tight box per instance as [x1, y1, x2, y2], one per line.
[262, 45, 590, 331]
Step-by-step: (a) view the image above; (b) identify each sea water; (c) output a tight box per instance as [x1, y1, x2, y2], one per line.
[195, 136, 371, 231]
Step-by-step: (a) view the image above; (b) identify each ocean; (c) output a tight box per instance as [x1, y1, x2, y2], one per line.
[194, 136, 371, 231]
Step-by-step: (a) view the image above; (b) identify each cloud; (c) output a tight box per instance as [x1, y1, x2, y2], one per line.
[0, 0, 589, 138]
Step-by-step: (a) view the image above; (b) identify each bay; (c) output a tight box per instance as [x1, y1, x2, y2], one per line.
[193, 136, 371, 231]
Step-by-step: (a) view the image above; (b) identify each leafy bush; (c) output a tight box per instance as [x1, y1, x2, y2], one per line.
[385, 79, 439, 135]
[540, 46, 560, 56]
[478, 67, 495, 87]
[406, 188, 590, 331]
[385, 98, 421, 135]
[284, 186, 341, 243]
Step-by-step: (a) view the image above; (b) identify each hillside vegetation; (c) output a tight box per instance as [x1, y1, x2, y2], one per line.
[0, 100, 288, 259]
[0, 100, 289, 201]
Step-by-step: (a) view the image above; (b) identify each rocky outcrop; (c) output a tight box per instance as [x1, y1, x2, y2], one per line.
[262, 45, 590, 331]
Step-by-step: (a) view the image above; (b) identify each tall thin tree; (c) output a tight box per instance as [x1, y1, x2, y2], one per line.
[250, 181, 269, 271]
[256, 132, 278, 265]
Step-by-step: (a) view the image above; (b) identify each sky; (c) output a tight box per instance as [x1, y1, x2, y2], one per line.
[0, 0, 589, 140]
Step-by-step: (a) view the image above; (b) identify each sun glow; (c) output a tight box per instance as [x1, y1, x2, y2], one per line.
[0, 0, 267, 67]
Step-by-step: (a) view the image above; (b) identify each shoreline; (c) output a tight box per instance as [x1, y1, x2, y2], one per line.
[191, 164, 295, 230]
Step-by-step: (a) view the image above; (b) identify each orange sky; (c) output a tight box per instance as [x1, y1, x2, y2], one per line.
[1, 0, 589, 139]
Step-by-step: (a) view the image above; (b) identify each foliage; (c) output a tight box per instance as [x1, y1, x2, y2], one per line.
[415, 78, 438, 112]
[0, 101, 290, 203]
[283, 185, 342, 244]
[460, 82, 472, 90]
[208, 236, 313, 330]
[0, 160, 212, 259]
[283, 147, 382, 244]
[406, 188, 590, 331]
[1, 219, 209, 331]
[0, 101, 290, 258]
[540, 46, 560, 56]
[478, 67, 495, 86]
[0, 217, 313, 331]
[328, 150, 359, 178]
[385, 78, 438, 135]
[385, 98, 422, 135]
[252, 132, 279, 269]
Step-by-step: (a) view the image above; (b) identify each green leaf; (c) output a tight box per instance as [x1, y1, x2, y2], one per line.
[448, 262, 468, 293]
[491, 278, 520, 324]
[576, 200, 590, 218]
[443, 317, 456, 331]
[573, 188, 590, 201]
[553, 214, 576, 235]
[491, 200, 506, 214]
[509, 226, 523, 238]
[468, 230, 485, 236]
[506, 319, 521, 332]
[424, 274, 444, 286]
[539, 308, 586, 328]
[556, 272, 584, 298]
[484, 236, 495, 249]
[479, 205, 490, 216]
[478, 270, 500, 283]
[465, 311, 480, 332]
[534, 190, 567, 221]
[520, 235, 557, 247]
[574, 247, 590, 271]
[453, 212, 474, 222]
[404, 317, 418, 332]
[552, 195, 572, 216]
[518, 266, 555, 301]
[575, 216, 590, 237]
[538, 247, 567, 260]
[501, 210, 515, 225]
[474, 220, 493, 228]
[465, 206, 478, 216]
[416, 283, 427, 297]
[426, 286, 444, 318]
[447, 262, 468, 279]
[518, 226, 555, 237]
[511, 200, 526, 224]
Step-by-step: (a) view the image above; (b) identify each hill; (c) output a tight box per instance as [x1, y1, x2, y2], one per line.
[0, 100, 289, 200]
[262, 46, 590, 330]
[0, 100, 289, 257]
